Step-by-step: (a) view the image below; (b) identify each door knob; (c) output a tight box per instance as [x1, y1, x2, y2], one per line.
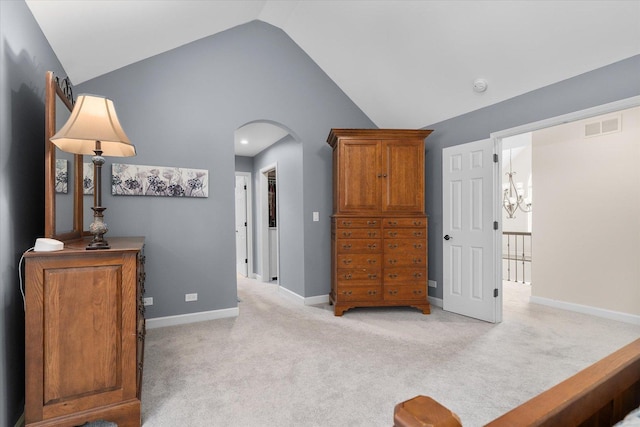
[444, 234, 452, 241]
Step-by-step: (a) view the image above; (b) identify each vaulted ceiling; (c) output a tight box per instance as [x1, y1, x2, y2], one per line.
[26, 1, 640, 131]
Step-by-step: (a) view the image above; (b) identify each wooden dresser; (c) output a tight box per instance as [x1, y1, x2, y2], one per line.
[327, 129, 432, 316]
[24, 237, 146, 427]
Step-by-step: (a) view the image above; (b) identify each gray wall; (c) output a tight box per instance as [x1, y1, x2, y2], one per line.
[423, 54, 640, 299]
[77, 21, 375, 318]
[252, 135, 304, 294]
[235, 156, 253, 173]
[0, 1, 68, 424]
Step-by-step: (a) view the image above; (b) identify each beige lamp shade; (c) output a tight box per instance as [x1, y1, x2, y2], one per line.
[51, 94, 136, 157]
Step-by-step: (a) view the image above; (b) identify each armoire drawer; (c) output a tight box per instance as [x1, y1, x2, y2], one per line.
[337, 239, 381, 253]
[337, 254, 382, 269]
[383, 218, 426, 228]
[384, 268, 426, 284]
[335, 285, 382, 302]
[384, 284, 427, 301]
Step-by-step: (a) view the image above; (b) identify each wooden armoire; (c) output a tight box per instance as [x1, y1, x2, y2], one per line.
[327, 129, 432, 316]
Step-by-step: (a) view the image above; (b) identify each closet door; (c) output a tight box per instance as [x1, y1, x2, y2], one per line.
[382, 139, 424, 213]
[337, 140, 381, 213]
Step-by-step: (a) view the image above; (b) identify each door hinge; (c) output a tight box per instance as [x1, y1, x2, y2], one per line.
[244, 222, 247, 227]
[493, 153, 499, 163]
[493, 221, 498, 230]
[494, 288, 499, 298]
[245, 259, 248, 264]
[244, 185, 247, 190]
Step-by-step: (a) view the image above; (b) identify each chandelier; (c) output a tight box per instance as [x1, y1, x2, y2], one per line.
[503, 149, 532, 219]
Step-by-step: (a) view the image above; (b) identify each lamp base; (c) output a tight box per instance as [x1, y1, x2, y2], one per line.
[87, 239, 111, 250]
[87, 206, 110, 250]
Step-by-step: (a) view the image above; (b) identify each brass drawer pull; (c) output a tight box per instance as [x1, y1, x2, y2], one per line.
[368, 232, 377, 237]
[367, 290, 377, 296]
[342, 244, 352, 250]
[413, 220, 422, 226]
[413, 243, 423, 249]
[388, 289, 398, 296]
[388, 221, 398, 226]
[388, 243, 398, 249]
[389, 259, 398, 265]
[389, 232, 398, 237]
[368, 274, 377, 279]
[342, 232, 352, 237]
[342, 221, 352, 226]
[412, 258, 422, 264]
[367, 259, 377, 264]
[367, 220, 378, 225]
[388, 273, 398, 279]
[368, 244, 377, 249]
[342, 259, 352, 265]
[343, 274, 353, 280]
[413, 289, 423, 295]
[341, 290, 353, 296]
[413, 272, 423, 278]
[413, 231, 423, 237]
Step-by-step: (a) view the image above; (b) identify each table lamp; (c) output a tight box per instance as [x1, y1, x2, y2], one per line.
[51, 94, 136, 249]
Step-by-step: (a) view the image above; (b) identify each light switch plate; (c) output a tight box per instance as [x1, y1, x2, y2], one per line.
[313, 212, 319, 222]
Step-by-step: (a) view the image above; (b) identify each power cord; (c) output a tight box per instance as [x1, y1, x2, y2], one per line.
[19, 247, 35, 310]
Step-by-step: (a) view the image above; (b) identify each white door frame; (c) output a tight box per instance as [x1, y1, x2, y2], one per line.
[490, 95, 640, 310]
[235, 172, 253, 278]
[258, 163, 279, 283]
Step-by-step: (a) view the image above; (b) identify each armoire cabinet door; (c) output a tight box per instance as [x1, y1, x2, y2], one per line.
[336, 140, 381, 213]
[382, 139, 424, 213]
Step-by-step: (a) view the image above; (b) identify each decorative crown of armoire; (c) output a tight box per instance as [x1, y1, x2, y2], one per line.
[327, 128, 432, 316]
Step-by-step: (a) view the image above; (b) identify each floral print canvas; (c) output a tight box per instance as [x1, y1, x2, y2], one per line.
[55, 159, 67, 193]
[112, 163, 208, 198]
[83, 162, 94, 195]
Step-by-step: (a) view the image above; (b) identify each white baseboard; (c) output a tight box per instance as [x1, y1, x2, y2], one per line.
[429, 296, 443, 308]
[278, 286, 329, 306]
[146, 307, 239, 329]
[530, 296, 640, 326]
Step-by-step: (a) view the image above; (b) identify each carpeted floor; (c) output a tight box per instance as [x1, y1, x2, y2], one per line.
[140, 277, 640, 426]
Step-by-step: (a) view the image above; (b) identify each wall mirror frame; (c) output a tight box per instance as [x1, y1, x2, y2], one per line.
[44, 70, 83, 241]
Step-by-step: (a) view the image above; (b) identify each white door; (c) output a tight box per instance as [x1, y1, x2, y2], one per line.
[235, 175, 248, 277]
[442, 139, 501, 323]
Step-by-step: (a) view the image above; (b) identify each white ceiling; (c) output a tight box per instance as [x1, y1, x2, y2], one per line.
[26, 0, 640, 156]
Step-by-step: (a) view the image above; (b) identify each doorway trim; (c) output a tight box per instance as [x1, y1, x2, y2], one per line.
[258, 163, 279, 283]
[490, 95, 640, 322]
[235, 171, 253, 278]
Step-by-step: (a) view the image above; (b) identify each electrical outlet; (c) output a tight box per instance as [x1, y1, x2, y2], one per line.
[143, 297, 153, 306]
[185, 293, 198, 302]
[428, 280, 437, 288]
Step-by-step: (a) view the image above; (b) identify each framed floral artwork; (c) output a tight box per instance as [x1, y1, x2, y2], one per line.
[112, 163, 208, 198]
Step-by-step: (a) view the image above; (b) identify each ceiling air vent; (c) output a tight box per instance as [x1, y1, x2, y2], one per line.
[584, 115, 621, 138]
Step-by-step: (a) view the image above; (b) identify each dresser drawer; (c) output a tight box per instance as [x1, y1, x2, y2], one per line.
[335, 285, 382, 302]
[336, 228, 381, 239]
[335, 218, 382, 228]
[384, 284, 427, 301]
[384, 254, 426, 268]
[337, 239, 381, 254]
[385, 268, 426, 284]
[383, 217, 426, 228]
[337, 268, 381, 284]
[337, 254, 382, 269]
[384, 229, 426, 239]
[385, 239, 426, 253]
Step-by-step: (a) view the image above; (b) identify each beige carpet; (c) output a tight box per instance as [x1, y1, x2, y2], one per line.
[141, 277, 640, 426]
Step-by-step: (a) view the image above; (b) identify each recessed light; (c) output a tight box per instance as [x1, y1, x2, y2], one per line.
[240, 139, 249, 145]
